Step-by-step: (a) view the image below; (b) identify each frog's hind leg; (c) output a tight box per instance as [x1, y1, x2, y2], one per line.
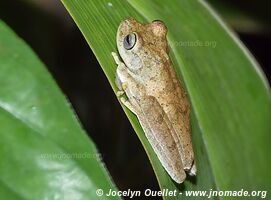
[138, 96, 187, 183]
[119, 96, 140, 115]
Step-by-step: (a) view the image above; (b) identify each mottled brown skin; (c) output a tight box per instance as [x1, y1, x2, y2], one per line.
[112, 18, 196, 183]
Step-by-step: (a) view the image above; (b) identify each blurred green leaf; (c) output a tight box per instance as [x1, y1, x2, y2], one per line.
[207, 0, 271, 33]
[0, 21, 120, 200]
[61, 0, 271, 198]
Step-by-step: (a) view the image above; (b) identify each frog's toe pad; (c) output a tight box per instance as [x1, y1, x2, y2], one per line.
[116, 90, 125, 97]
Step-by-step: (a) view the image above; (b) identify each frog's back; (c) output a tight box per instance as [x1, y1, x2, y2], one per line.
[152, 60, 195, 171]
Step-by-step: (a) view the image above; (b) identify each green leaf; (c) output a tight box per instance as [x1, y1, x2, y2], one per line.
[0, 21, 120, 200]
[61, 0, 271, 199]
[206, 0, 271, 33]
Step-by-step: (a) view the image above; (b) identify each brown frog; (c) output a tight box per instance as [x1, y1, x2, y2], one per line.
[112, 18, 196, 183]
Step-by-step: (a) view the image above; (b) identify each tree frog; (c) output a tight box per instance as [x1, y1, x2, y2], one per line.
[112, 18, 196, 183]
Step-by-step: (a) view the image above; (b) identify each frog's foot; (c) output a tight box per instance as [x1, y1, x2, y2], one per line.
[116, 90, 125, 98]
[121, 82, 128, 90]
[111, 52, 122, 65]
[116, 81, 127, 97]
[188, 160, 197, 176]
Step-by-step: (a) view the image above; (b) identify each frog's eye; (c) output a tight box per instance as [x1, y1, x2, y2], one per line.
[123, 33, 137, 50]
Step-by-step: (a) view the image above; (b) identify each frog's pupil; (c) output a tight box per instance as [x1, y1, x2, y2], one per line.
[126, 35, 131, 45]
[124, 33, 136, 50]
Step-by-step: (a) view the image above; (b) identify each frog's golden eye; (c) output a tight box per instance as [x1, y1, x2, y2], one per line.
[123, 33, 137, 50]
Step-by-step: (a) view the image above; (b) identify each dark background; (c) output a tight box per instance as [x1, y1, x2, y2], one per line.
[0, 0, 270, 199]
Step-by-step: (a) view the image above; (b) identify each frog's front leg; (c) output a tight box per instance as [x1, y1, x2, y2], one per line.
[112, 52, 141, 115]
[112, 52, 124, 91]
[112, 52, 130, 91]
